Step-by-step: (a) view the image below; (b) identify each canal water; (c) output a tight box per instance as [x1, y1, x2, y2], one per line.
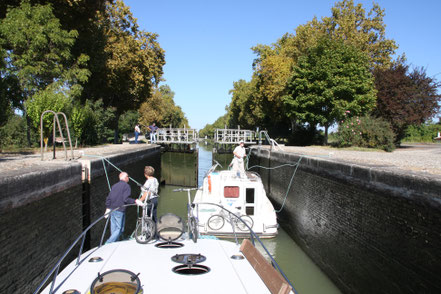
[159, 143, 341, 294]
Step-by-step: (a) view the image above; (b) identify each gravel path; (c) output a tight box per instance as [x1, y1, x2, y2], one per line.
[0, 142, 153, 173]
[1, 142, 440, 177]
[265, 144, 441, 176]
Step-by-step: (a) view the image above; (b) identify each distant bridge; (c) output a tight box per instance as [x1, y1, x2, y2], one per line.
[155, 127, 198, 152]
[213, 127, 282, 153]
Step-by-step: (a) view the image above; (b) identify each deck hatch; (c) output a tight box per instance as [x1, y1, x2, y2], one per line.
[155, 241, 184, 248]
[90, 269, 141, 294]
[171, 253, 206, 264]
[172, 264, 210, 275]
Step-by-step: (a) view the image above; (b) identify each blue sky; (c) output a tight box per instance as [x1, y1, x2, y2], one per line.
[125, 0, 441, 130]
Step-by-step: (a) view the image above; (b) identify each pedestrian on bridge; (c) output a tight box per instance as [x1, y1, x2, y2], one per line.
[149, 123, 158, 143]
[134, 124, 141, 144]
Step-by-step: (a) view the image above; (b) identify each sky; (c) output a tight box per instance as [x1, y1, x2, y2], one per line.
[124, 0, 441, 130]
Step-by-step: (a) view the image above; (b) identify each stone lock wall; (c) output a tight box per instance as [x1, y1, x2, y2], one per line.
[249, 148, 441, 294]
[0, 146, 161, 294]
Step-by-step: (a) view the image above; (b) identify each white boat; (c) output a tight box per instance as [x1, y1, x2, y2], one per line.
[193, 164, 278, 238]
[35, 194, 295, 294]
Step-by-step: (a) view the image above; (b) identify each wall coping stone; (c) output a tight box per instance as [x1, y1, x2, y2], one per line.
[251, 147, 441, 209]
[0, 145, 161, 212]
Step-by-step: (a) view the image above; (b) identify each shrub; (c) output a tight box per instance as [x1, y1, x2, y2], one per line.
[0, 115, 33, 149]
[402, 123, 441, 143]
[334, 113, 395, 152]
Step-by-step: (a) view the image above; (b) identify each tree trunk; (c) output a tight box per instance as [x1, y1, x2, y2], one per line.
[290, 118, 297, 134]
[113, 113, 120, 144]
[324, 125, 329, 145]
[25, 112, 32, 147]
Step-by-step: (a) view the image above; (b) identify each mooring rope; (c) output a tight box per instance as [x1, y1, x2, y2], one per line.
[246, 152, 304, 213]
[81, 153, 144, 190]
[245, 149, 334, 213]
[81, 153, 146, 223]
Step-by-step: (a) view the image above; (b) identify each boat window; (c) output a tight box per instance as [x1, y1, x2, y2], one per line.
[246, 188, 255, 203]
[224, 186, 239, 198]
[246, 207, 254, 215]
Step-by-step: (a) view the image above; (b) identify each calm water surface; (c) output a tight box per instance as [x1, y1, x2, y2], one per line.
[159, 142, 341, 294]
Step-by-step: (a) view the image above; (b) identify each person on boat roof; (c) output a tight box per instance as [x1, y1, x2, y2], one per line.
[232, 140, 246, 178]
[104, 172, 143, 243]
[139, 166, 159, 223]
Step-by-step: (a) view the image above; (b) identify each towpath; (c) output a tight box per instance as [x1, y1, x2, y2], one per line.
[1, 142, 440, 177]
[0, 142, 154, 175]
[258, 143, 441, 177]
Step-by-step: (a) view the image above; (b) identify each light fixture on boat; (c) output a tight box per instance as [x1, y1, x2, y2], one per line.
[90, 269, 141, 294]
[62, 290, 80, 294]
[88, 256, 103, 262]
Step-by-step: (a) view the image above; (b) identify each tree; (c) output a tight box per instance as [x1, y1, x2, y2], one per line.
[228, 79, 264, 129]
[0, 45, 21, 126]
[25, 85, 71, 134]
[283, 38, 377, 144]
[373, 60, 441, 143]
[138, 85, 189, 129]
[199, 113, 229, 139]
[0, 1, 89, 144]
[97, 0, 165, 142]
[247, 0, 397, 134]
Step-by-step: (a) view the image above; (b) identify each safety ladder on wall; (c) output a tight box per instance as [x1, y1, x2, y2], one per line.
[258, 130, 283, 151]
[40, 110, 74, 161]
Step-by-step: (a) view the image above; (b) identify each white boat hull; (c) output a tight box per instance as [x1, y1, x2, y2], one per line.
[194, 170, 278, 238]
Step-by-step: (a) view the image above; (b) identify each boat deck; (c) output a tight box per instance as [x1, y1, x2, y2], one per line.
[41, 238, 274, 294]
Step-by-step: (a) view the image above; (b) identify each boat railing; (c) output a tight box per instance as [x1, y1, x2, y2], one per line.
[204, 160, 222, 177]
[195, 202, 295, 292]
[33, 204, 134, 294]
[35, 201, 295, 294]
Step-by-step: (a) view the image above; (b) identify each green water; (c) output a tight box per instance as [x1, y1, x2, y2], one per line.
[158, 143, 341, 294]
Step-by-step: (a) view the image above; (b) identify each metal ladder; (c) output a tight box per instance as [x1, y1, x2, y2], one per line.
[258, 130, 283, 151]
[40, 110, 74, 161]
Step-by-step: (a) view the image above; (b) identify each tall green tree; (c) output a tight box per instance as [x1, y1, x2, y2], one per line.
[283, 38, 377, 144]
[373, 60, 441, 143]
[97, 0, 165, 142]
[247, 0, 396, 133]
[199, 113, 229, 139]
[0, 45, 21, 126]
[0, 1, 89, 144]
[139, 85, 189, 129]
[228, 79, 264, 129]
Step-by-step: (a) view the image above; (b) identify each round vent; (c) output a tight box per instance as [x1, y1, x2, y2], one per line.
[172, 264, 210, 275]
[155, 241, 184, 249]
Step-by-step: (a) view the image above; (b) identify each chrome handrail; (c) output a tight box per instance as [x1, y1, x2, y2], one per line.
[35, 201, 296, 294]
[33, 204, 134, 294]
[196, 202, 296, 293]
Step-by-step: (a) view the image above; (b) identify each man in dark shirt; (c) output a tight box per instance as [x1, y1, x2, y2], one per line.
[105, 172, 143, 243]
